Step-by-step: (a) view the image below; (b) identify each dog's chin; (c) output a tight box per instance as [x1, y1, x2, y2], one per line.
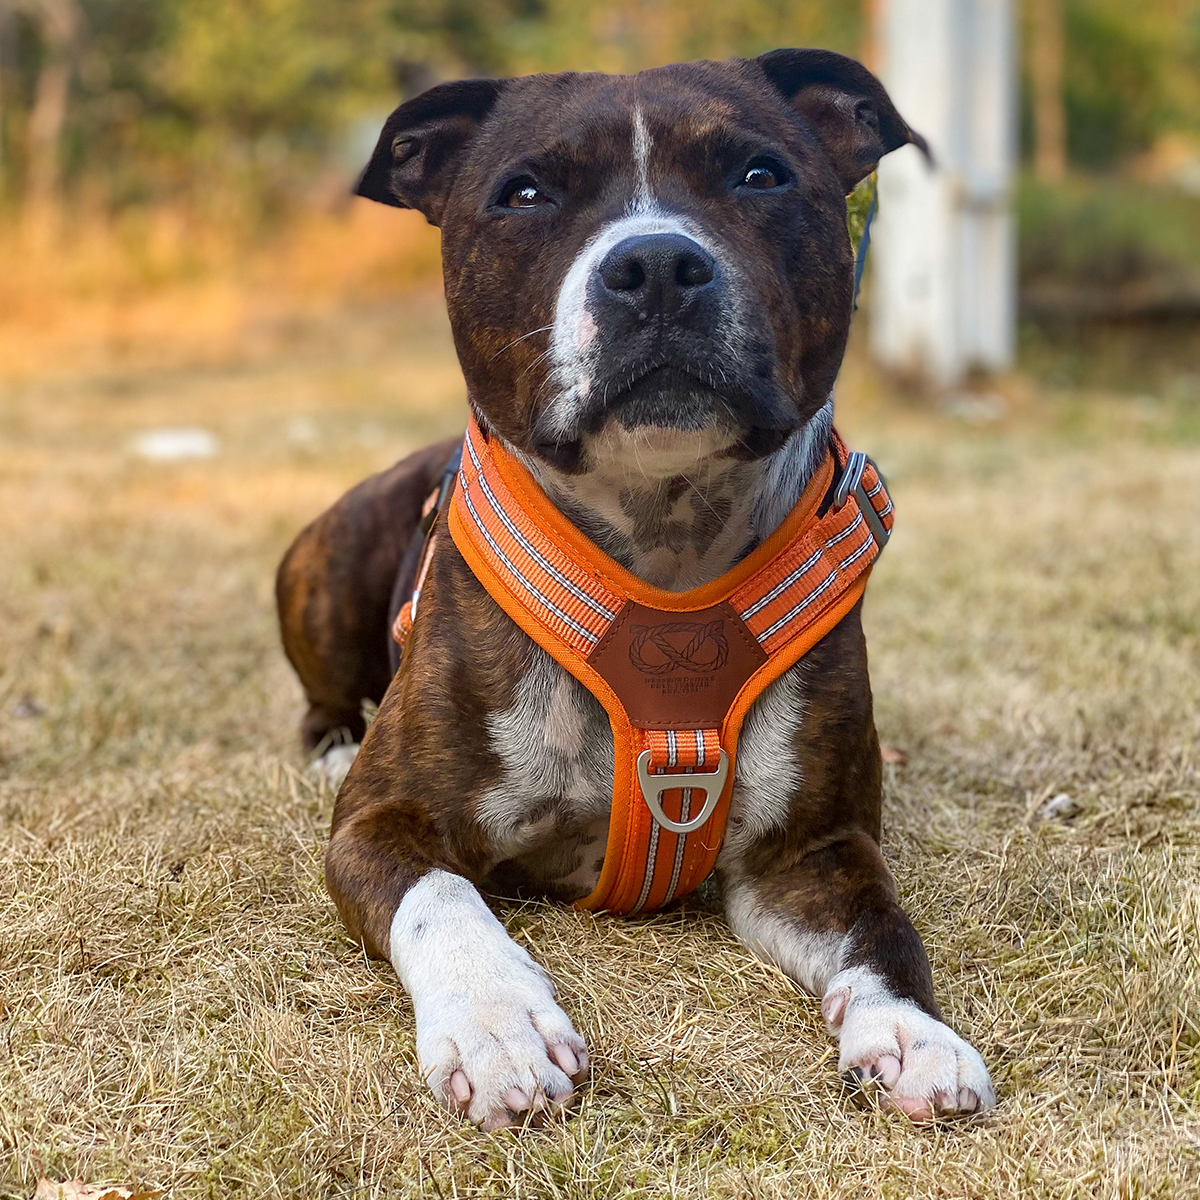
[530, 366, 798, 473]
[578, 414, 738, 481]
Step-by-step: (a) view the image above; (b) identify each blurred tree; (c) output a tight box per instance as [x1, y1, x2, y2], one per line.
[0, 0, 81, 223]
[1064, 0, 1168, 167]
[32, 0, 860, 222]
[497, 0, 860, 75]
[1027, 0, 1066, 181]
[84, 0, 401, 213]
[24, 0, 81, 221]
[1020, 0, 1200, 171]
[2, 0, 1197, 227]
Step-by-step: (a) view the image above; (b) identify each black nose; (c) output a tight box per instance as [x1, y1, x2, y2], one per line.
[597, 233, 715, 318]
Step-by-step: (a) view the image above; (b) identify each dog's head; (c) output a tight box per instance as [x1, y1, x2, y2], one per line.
[357, 51, 924, 473]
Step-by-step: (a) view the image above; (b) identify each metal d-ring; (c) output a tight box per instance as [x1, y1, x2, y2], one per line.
[635, 749, 730, 834]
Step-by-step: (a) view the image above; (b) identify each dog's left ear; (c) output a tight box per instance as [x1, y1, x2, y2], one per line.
[355, 77, 508, 225]
[755, 48, 929, 193]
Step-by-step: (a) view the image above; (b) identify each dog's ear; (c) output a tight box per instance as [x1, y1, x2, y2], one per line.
[755, 48, 929, 193]
[355, 77, 508, 225]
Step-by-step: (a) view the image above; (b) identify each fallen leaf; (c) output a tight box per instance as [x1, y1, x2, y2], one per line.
[34, 1180, 164, 1200]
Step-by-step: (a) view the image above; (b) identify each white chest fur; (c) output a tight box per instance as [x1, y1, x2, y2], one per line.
[476, 643, 806, 890]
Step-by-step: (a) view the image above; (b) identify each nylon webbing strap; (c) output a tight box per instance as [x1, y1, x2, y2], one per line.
[446, 416, 893, 914]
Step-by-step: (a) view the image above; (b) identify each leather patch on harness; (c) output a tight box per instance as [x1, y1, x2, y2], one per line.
[587, 600, 768, 729]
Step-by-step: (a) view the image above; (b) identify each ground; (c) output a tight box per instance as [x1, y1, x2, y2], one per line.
[1, 286, 1198, 1199]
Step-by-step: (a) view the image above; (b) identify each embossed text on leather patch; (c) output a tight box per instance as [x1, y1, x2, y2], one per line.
[587, 601, 768, 729]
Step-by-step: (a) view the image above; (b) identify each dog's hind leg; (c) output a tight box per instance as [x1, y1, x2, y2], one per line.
[276, 437, 460, 753]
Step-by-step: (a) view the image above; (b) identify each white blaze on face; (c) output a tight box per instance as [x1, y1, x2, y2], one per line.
[632, 105, 653, 208]
[548, 210, 708, 437]
[545, 106, 731, 444]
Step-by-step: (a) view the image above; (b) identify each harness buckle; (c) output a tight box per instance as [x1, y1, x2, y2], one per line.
[832, 451, 890, 549]
[635, 749, 730, 834]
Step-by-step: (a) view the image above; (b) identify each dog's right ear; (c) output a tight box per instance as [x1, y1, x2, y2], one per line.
[355, 78, 508, 226]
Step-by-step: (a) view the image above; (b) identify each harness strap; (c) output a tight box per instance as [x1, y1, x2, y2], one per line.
[393, 446, 462, 649]
[444, 416, 893, 915]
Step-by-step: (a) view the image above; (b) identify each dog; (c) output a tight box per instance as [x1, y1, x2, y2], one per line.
[276, 48, 996, 1131]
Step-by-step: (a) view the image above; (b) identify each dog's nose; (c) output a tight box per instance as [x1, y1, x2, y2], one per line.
[597, 233, 715, 318]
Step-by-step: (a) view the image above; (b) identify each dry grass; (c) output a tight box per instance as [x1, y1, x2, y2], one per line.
[1, 290, 1198, 1198]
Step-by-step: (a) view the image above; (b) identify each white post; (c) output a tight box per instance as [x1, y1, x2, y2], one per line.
[869, 0, 1016, 386]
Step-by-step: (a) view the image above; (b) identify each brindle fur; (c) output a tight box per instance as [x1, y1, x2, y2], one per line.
[277, 437, 458, 749]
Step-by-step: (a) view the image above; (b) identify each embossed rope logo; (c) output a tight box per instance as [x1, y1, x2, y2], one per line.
[628, 620, 730, 675]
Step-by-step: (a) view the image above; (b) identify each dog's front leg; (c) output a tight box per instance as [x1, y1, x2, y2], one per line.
[326, 816, 587, 1129]
[722, 831, 995, 1120]
[391, 870, 588, 1129]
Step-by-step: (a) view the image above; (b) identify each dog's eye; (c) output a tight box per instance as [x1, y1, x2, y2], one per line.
[500, 178, 551, 208]
[740, 161, 786, 190]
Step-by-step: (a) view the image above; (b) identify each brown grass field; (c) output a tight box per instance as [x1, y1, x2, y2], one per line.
[1, 221, 1199, 1197]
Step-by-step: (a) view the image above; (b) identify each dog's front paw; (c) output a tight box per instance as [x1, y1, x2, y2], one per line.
[415, 975, 588, 1131]
[393, 871, 589, 1130]
[822, 967, 995, 1121]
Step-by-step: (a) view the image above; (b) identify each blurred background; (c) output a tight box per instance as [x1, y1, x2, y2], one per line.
[0, 0, 1198, 392]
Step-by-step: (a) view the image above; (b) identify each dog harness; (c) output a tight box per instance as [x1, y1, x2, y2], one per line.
[393, 416, 893, 915]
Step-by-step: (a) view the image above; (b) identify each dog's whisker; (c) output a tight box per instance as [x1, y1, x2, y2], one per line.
[517, 347, 555, 382]
[491, 325, 554, 361]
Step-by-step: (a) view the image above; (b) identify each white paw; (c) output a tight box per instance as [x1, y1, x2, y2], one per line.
[309, 742, 359, 790]
[416, 960, 588, 1130]
[392, 870, 588, 1131]
[823, 966, 995, 1121]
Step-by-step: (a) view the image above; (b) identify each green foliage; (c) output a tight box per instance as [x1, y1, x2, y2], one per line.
[493, 0, 862, 74]
[5, 0, 1200, 219]
[0, 0, 863, 217]
[1019, 0, 1200, 169]
[158, 0, 385, 138]
[40, 0, 398, 211]
[846, 173, 876, 256]
[1019, 176, 1200, 288]
[1062, 0, 1182, 167]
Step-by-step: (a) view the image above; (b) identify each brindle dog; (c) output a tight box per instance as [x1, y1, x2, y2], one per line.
[277, 49, 996, 1131]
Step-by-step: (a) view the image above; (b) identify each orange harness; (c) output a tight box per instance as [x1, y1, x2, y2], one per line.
[399, 416, 893, 915]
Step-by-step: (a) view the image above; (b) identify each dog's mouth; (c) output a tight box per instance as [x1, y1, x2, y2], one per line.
[606, 357, 800, 454]
[606, 363, 735, 430]
[530, 355, 800, 471]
